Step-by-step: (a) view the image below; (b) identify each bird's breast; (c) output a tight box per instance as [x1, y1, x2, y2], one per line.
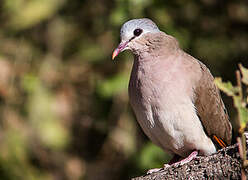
[128, 59, 214, 156]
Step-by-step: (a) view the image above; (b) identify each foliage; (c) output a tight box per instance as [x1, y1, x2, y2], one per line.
[215, 64, 248, 131]
[215, 64, 248, 170]
[0, 0, 248, 179]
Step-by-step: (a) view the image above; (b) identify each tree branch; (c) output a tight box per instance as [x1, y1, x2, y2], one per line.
[132, 143, 248, 179]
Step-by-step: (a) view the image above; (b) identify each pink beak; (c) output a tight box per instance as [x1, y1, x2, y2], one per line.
[112, 48, 120, 60]
[112, 41, 129, 60]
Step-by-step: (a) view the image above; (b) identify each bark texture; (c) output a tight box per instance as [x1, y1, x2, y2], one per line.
[132, 143, 248, 180]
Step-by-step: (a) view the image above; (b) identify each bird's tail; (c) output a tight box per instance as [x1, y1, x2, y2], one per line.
[212, 135, 226, 149]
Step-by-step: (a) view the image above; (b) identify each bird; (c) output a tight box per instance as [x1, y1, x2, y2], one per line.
[112, 18, 232, 172]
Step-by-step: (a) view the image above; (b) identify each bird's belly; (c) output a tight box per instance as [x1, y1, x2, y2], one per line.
[132, 102, 189, 156]
[129, 89, 214, 157]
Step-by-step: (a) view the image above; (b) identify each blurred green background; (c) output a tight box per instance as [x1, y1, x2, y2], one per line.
[0, 0, 247, 179]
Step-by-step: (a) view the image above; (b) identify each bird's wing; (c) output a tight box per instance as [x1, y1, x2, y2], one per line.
[193, 60, 232, 145]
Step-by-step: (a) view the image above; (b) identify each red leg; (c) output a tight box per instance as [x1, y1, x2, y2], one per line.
[147, 151, 198, 174]
[171, 151, 198, 166]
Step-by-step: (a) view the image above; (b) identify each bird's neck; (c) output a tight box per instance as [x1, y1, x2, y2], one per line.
[131, 32, 180, 61]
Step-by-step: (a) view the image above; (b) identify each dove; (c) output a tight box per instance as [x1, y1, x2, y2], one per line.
[112, 18, 232, 171]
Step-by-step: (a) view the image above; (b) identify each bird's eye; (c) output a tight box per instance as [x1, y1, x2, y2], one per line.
[133, 28, 143, 36]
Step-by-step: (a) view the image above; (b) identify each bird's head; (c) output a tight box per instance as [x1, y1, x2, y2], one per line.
[112, 18, 161, 60]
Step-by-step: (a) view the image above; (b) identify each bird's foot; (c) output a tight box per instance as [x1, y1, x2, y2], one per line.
[146, 163, 174, 174]
[171, 150, 198, 166]
[146, 151, 198, 174]
[146, 168, 163, 174]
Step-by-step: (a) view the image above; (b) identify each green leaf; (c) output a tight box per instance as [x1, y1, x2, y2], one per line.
[233, 96, 248, 128]
[214, 78, 239, 97]
[240, 107, 248, 128]
[239, 64, 248, 85]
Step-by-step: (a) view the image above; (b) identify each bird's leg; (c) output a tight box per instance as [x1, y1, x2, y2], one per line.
[147, 151, 198, 174]
[146, 154, 179, 174]
[161, 154, 181, 169]
[170, 150, 198, 167]
[146, 155, 180, 174]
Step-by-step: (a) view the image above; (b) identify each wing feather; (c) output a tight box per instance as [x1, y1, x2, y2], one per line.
[193, 61, 232, 145]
